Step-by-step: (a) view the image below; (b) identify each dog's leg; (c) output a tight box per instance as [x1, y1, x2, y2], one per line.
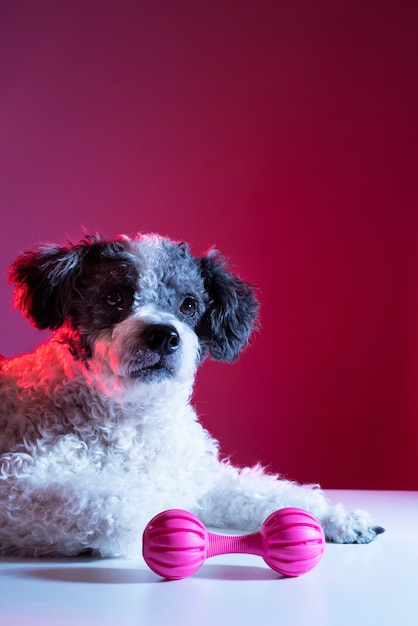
[195, 463, 384, 544]
[0, 451, 156, 557]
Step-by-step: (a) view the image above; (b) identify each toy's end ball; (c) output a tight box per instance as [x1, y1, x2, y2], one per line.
[142, 509, 207, 579]
[261, 507, 326, 577]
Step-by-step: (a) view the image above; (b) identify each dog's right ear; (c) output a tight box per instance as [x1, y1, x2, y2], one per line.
[197, 249, 259, 361]
[8, 237, 99, 330]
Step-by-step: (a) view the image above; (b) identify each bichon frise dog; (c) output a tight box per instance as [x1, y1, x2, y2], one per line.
[0, 233, 383, 557]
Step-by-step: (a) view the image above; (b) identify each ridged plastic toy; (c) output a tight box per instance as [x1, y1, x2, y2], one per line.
[142, 507, 325, 579]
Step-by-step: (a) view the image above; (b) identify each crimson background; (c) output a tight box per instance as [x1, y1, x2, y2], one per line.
[1, 0, 417, 489]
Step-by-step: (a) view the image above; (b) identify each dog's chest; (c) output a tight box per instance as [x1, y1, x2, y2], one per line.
[81, 399, 199, 472]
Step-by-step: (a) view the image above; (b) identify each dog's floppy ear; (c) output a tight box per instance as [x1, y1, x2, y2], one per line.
[8, 236, 100, 330]
[197, 249, 259, 361]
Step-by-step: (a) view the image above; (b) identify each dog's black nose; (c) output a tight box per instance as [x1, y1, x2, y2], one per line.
[144, 324, 180, 356]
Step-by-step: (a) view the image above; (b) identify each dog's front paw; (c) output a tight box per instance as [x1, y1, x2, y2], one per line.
[321, 505, 385, 544]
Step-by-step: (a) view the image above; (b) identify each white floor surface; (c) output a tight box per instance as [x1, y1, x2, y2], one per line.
[0, 490, 417, 626]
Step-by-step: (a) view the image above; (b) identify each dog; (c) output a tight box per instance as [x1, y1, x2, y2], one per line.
[0, 232, 383, 557]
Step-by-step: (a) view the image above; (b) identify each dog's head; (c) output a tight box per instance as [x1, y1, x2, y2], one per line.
[8, 234, 258, 387]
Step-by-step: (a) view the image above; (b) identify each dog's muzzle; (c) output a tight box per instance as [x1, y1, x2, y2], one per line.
[129, 323, 181, 381]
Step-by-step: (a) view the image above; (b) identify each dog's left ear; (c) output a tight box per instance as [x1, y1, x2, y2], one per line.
[197, 250, 259, 361]
[7, 237, 101, 330]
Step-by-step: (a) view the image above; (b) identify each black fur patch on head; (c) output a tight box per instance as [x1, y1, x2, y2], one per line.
[197, 250, 259, 361]
[67, 243, 139, 334]
[8, 234, 137, 333]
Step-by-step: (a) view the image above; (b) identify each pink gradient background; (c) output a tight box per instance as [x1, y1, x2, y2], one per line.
[1, 1, 417, 489]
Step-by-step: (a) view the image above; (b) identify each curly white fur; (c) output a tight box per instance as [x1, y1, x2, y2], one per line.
[0, 233, 383, 556]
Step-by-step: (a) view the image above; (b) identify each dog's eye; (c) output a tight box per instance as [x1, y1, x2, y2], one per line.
[105, 290, 124, 307]
[180, 296, 197, 317]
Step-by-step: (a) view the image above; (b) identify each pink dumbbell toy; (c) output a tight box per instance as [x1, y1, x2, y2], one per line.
[142, 507, 325, 579]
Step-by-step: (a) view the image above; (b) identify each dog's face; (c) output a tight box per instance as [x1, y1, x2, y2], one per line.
[8, 234, 258, 388]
